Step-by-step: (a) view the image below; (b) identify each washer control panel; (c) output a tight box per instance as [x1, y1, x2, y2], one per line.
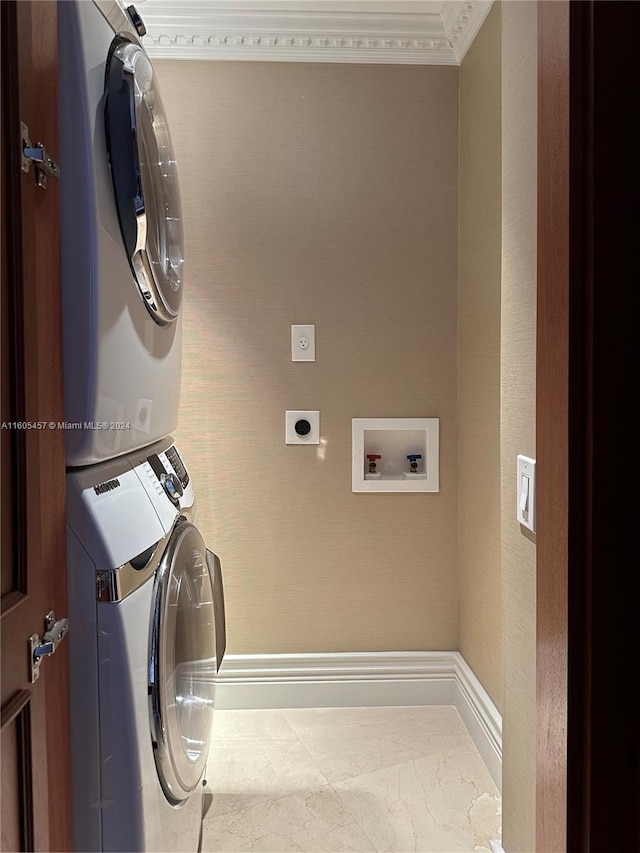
[134, 442, 194, 532]
[164, 445, 190, 489]
[147, 446, 189, 489]
[147, 453, 184, 504]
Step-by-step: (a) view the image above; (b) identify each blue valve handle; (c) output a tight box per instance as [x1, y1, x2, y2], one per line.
[407, 454, 422, 462]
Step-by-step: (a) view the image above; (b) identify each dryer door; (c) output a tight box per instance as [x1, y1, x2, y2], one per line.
[105, 38, 183, 325]
[149, 519, 225, 804]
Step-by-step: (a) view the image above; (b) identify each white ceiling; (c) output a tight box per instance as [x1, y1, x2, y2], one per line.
[135, 1, 493, 64]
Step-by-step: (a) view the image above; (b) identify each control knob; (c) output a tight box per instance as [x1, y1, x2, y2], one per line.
[161, 471, 183, 504]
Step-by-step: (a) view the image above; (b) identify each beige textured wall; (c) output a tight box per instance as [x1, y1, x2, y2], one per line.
[458, 4, 503, 712]
[156, 62, 460, 654]
[501, 3, 538, 850]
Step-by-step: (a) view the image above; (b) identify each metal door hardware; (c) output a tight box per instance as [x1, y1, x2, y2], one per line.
[29, 610, 69, 682]
[21, 121, 60, 188]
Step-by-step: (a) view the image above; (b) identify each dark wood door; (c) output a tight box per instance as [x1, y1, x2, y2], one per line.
[1, 2, 72, 850]
[537, 2, 640, 851]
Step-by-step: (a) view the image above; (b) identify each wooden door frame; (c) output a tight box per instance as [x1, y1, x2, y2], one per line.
[537, 2, 640, 850]
[1, 2, 73, 849]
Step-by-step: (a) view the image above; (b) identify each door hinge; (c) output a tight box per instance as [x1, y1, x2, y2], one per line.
[29, 610, 69, 683]
[21, 121, 60, 188]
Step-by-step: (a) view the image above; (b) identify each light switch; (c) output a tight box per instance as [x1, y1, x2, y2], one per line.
[519, 475, 529, 513]
[516, 455, 536, 533]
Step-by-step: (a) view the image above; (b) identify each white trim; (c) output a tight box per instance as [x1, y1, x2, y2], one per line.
[136, 0, 493, 65]
[212, 650, 502, 790]
[454, 654, 502, 788]
[440, 0, 495, 62]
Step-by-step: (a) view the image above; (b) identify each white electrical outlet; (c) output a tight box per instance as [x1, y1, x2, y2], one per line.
[285, 411, 320, 444]
[291, 324, 315, 361]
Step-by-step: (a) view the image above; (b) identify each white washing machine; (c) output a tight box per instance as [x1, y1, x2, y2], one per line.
[66, 437, 225, 852]
[58, 1, 183, 466]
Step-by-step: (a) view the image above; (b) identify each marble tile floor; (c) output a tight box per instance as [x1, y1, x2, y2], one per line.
[203, 706, 501, 853]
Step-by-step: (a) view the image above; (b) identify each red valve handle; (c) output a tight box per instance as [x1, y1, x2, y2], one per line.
[366, 454, 381, 461]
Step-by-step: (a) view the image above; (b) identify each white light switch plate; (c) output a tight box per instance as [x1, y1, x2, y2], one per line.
[516, 454, 536, 533]
[291, 324, 315, 361]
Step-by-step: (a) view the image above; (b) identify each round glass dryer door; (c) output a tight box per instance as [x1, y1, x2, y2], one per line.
[149, 520, 216, 803]
[105, 38, 183, 325]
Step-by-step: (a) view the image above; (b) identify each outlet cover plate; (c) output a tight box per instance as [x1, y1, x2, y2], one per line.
[285, 410, 320, 444]
[291, 324, 315, 361]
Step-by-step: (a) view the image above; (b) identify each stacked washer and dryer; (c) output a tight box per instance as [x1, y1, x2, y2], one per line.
[58, 2, 225, 851]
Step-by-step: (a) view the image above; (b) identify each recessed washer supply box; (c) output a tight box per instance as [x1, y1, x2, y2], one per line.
[352, 418, 440, 493]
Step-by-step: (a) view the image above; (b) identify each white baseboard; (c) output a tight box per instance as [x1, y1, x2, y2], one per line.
[454, 655, 502, 789]
[213, 650, 502, 791]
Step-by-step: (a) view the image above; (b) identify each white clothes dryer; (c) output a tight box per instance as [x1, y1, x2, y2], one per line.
[66, 437, 225, 852]
[58, 1, 184, 466]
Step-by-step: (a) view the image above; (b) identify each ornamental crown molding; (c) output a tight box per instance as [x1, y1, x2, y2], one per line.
[133, 1, 493, 65]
